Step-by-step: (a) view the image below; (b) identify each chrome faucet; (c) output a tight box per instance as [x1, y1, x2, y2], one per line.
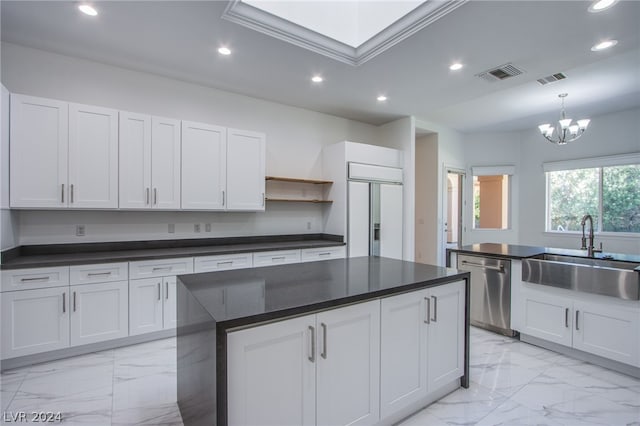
[580, 214, 602, 257]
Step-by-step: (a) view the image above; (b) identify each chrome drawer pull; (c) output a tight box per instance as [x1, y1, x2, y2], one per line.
[20, 276, 49, 282]
[272, 256, 286, 261]
[152, 267, 172, 272]
[217, 261, 234, 266]
[70, 184, 74, 203]
[62, 292, 66, 313]
[565, 308, 569, 328]
[61, 184, 65, 203]
[87, 272, 112, 277]
[321, 323, 328, 359]
[424, 297, 430, 324]
[431, 295, 438, 322]
[73, 291, 77, 312]
[575, 310, 580, 331]
[460, 260, 504, 272]
[166, 281, 169, 299]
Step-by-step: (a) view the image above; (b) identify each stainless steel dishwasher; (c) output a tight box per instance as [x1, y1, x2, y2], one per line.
[457, 254, 515, 336]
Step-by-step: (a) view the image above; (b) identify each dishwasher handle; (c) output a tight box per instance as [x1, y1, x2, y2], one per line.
[460, 260, 505, 273]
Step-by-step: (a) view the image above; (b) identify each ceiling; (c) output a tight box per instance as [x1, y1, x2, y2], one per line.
[1, 1, 639, 133]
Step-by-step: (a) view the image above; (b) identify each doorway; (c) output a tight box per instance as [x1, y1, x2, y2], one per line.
[444, 170, 464, 250]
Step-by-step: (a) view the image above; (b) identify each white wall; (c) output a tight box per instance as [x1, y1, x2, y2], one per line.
[518, 107, 640, 254]
[415, 134, 438, 264]
[461, 107, 640, 255]
[462, 131, 521, 246]
[1, 42, 380, 245]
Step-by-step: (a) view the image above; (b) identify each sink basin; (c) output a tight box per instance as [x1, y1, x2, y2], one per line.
[522, 254, 640, 300]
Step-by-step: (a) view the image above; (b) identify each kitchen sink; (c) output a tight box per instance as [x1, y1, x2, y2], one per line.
[522, 254, 640, 300]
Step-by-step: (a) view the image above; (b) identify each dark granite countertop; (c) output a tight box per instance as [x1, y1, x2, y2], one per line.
[448, 243, 640, 264]
[0, 234, 344, 270]
[178, 256, 468, 330]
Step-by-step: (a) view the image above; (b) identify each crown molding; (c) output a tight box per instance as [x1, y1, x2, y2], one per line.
[222, 0, 468, 66]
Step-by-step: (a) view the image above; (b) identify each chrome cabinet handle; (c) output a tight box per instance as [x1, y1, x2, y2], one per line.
[217, 261, 233, 266]
[565, 308, 569, 328]
[262, 192, 265, 207]
[154, 188, 158, 205]
[61, 184, 65, 203]
[460, 260, 504, 273]
[70, 184, 74, 203]
[575, 310, 580, 331]
[152, 266, 172, 272]
[222, 190, 225, 206]
[62, 292, 66, 313]
[146, 188, 150, 205]
[87, 272, 112, 277]
[321, 323, 328, 359]
[272, 256, 286, 261]
[424, 297, 430, 324]
[165, 281, 169, 299]
[318, 252, 331, 257]
[157, 282, 161, 301]
[431, 295, 438, 322]
[308, 326, 316, 363]
[20, 276, 49, 282]
[73, 291, 77, 312]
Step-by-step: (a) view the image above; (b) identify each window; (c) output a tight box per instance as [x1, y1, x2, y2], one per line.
[545, 154, 640, 234]
[471, 166, 514, 230]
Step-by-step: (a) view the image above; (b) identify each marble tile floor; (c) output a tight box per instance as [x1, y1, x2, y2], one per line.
[1, 327, 638, 425]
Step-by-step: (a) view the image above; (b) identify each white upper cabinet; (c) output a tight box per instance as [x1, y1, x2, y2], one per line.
[10, 95, 118, 209]
[119, 112, 181, 209]
[10, 94, 68, 208]
[182, 122, 265, 211]
[226, 128, 266, 211]
[68, 103, 119, 209]
[181, 120, 227, 210]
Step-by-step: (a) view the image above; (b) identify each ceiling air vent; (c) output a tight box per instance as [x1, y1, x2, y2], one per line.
[476, 63, 525, 83]
[536, 72, 567, 85]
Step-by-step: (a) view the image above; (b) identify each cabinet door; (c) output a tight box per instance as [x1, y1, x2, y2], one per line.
[181, 121, 226, 210]
[68, 103, 118, 208]
[379, 183, 403, 260]
[316, 300, 380, 426]
[380, 289, 429, 418]
[226, 128, 265, 211]
[70, 281, 128, 346]
[227, 314, 316, 426]
[573, 300, 640, 367]
[119, 111, 152, 209]
[520, 286, 572, 347]
[151, 117, 181, 209]
[427, 280, 465, 393]
[162, 276, 177, 330]
[347, 181, 370, 257]
[1, 287, 69, 359]
[129, 277, 163, 336]
[10, 94, 68, 208]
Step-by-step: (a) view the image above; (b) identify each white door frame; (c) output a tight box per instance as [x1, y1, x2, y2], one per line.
[441, 167, 465, 266]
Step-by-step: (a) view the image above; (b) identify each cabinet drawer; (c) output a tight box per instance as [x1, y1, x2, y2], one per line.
[70, 262, 129, 285]
[129, 257, 194, 279]
[194, 253, 253, 273]
[1, 266, 70, 292]
[252, 250, 301, 267]
[300, 246, 346, 262]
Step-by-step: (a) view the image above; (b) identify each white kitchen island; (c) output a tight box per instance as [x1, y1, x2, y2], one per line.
[176, 256, 470, 426]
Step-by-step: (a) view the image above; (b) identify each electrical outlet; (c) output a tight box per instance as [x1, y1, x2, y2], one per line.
[76, 225, 85, 237]
[205, 223, 212, 232]
[168, 224, 175, 233]
[194, 224, 201, 233]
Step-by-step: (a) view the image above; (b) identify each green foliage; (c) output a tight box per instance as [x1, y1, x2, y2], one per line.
[548, 165, 639, 233]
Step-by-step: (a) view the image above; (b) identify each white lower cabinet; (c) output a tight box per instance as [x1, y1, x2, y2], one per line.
[380, 280, 465, 419]
[520, 284, 640, 367]
[1, 287, 70, 359]
[227, 300, 380, 426]
[129, 276, 177, 335]
[70, 281, 129, 346]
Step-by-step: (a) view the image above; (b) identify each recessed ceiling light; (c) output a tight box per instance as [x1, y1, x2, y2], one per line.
[377, 95, 387, 102]
[218, 47, 232, 56]
[588, 0, 618, 13]
[449, 63, 463, 71]
[78, 4, 98, 16]
[591, 39, 618, 51]
[311, 75, 323, 83]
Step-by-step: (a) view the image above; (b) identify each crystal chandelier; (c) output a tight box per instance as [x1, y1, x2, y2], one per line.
[538, 93, 590, 145]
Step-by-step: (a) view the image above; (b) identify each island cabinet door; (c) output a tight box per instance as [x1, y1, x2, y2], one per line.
[316, 300, 381, 426]
[227, 314, 316, 426]
[427, 280, 465, 393]
[129, 277, 164, 336]
[380, 289, 429, 419]
[520, 286, 573, 347]
[572, 300, 640, 367]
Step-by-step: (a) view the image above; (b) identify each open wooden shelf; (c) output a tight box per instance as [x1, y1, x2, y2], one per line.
[266, 176, 333, 185]
[265, 198, 333, 204]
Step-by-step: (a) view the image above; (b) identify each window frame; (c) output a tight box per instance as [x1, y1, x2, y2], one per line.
[543, 153, 640, 236]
